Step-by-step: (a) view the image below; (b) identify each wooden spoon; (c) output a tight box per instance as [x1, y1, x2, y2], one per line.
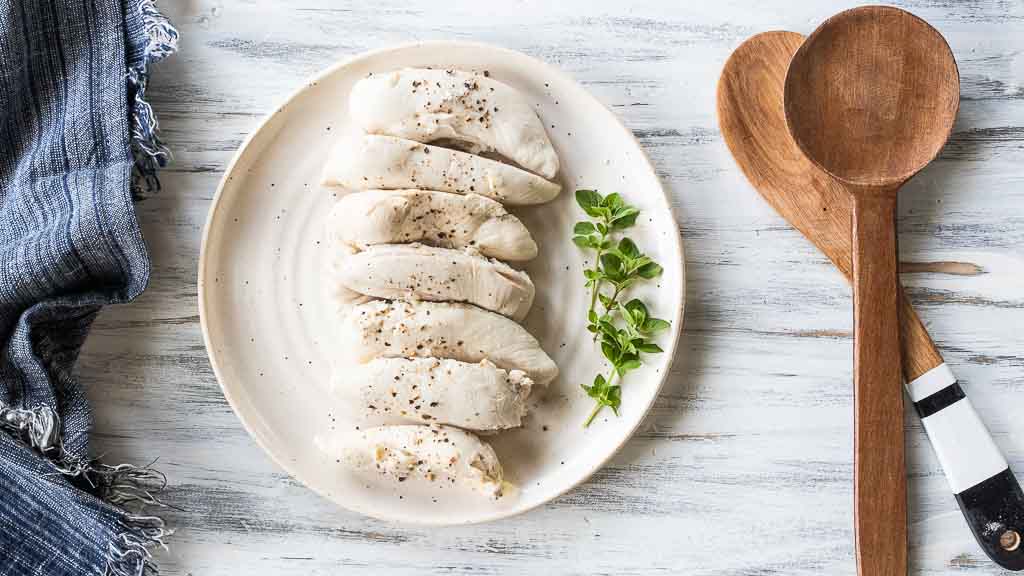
[717, 31, 1024, 572]
[784, 7, 960, 575]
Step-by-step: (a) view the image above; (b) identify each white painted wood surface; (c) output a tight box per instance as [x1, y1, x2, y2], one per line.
[77, 1, 1024, 573]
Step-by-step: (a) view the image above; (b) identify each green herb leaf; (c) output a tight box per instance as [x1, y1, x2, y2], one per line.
[603, 193, 625, 210]
[629, 255, 652, 272]
[582, 373, 606, 396]
[615, 277, 637, 292]
[600, 253, 624, 282]
[618, 358, 642, 374]
[600, 341, 618, 363]
[574, 221, 596, 235]
[599, 318, 618, 339]
[617, 237, 640, 259]
[576, 189, 603, 213]
[637, 342, 664, 353]
[623, 299, 648, 326]
[611, 207, 640, 229]
[642, 317, 671, 333]
[637, 261, 663, 279]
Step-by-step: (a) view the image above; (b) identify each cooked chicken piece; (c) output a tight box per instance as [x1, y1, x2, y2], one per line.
[350, 68, 559, 179]
[335, 244, 534, 321]
[333, 357, 532, 430]
[321, 134, 560, 206]
[319, 425, 504, 498]
[330, 190, 537, 261]
[339, 300, 558, 385]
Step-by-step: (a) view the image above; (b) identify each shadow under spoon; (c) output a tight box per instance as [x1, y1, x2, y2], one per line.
[717, 30, 1024, 571]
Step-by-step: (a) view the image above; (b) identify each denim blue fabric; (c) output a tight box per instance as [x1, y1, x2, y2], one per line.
[0, 1, 175, 574]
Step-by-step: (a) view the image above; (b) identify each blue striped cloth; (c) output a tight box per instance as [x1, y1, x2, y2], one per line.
[0, 1, 176, 574]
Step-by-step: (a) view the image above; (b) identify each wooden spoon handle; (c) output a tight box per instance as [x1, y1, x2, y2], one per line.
[899, 289, 943, 382]
[851, 194, 907, 576]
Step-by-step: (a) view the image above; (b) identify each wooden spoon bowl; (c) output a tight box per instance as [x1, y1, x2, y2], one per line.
[784, 6, 960, 187]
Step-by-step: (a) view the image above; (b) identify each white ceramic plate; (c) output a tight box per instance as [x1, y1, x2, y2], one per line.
[199, 41, 685, 525]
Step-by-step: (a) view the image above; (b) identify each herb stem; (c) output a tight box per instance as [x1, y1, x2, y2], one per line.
[584, 370, 618, 427]
[587, 228, 609, 315]
[607, 284, 624, 310]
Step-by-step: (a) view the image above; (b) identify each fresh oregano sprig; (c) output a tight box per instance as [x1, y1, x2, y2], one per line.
[573, 189, 670, 427]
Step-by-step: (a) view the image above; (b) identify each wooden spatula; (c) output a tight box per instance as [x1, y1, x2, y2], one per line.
[717, 30, 1024, 572]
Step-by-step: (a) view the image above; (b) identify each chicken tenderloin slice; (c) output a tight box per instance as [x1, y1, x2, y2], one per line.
[319, 425, 504, 498]
[350, 68, 559, 179]
[338, 299, 558, 385]
[321, 134, 560, 206]
[330, 190, 537, 261]
[335, 244, 534, 321]
[332, 357, 532, 430]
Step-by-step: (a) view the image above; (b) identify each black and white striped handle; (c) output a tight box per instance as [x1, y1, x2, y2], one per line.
[908, 363, 1024, 569]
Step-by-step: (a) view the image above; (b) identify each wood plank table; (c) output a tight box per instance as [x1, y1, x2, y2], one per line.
[79, 1, 1024, 573]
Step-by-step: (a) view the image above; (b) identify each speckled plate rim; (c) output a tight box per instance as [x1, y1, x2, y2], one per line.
[198, 40, 686, 525]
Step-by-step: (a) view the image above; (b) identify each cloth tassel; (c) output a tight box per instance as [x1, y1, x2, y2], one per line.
[104, 515, 170, 576]
[1, 401, 174, 576]
[128, 0, 179, 197]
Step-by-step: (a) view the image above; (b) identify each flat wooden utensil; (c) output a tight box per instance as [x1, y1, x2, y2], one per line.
[718, 30, 1024, 572]
[784, 8, 960, 575]
[717, 32, 940, 381]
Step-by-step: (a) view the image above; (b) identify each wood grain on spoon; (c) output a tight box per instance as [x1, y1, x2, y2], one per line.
[784, 7, 960, 576]
[715, 31, 942, 381]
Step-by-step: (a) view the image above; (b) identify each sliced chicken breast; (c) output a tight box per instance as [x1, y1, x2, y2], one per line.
[333, 357, 532, 430]
[319, 425, 503, 498]
[350, 68, 559, 179]
[339, 300, 559, 385]
[321, 134, 560, 206]
[330, 190, 537, 261]
[335, 244, 534, 321]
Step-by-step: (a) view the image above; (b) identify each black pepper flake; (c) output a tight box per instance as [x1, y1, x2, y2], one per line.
[483, 70, 490, 77]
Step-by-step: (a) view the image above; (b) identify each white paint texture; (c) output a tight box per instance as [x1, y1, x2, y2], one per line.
[923, 399, 1008, 494]
[908, 363, 958, 402]
[77, 1, 1024, 574]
